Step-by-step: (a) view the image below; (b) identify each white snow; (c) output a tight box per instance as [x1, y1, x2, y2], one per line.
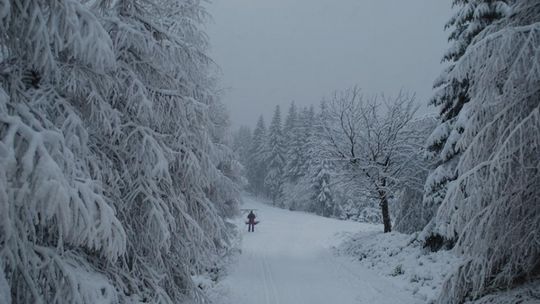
[338, 231, 461, 303]
[209, 195, 423, 304]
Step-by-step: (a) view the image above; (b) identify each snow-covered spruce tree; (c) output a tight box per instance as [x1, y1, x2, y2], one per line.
[99, 1, 240, 302]
[282, 104, 315, 209]
[283, 101, 298, 149]
[246, 115, 268, 195]
[208, 100, 243, 218]
[0, 0, 239, 303]
[281, 103, 302, 210]
[233, 126, 252, 168]
[444, 0, 512, 62]
[0, 1, 126, 303]
[298, 106, 316, 178]
[301, 104, 340, 217]
[264, 105, 286, 205]
[320, 87, 422, 233]
[433, 1, 540, 302]
[423, 0, 511, 226]
[282, 105, 327, 213]
[281, 104, 320, 211]
[311, 159, 336, 217]
[283, 102, 303, 183]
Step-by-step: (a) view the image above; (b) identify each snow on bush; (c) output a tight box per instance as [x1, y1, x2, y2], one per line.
[337, 231, 460, 303]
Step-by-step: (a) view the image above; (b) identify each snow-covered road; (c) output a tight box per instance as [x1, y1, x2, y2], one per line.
[211, 196, 420, 304]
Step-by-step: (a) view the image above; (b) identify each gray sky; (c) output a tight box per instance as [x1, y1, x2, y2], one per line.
[207, 0, 453, 128]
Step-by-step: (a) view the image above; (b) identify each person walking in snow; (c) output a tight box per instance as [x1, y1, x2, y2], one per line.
[247, 210, 257, 232]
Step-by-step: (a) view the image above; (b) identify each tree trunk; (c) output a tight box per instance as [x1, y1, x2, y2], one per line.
[379, 190, 392, 233]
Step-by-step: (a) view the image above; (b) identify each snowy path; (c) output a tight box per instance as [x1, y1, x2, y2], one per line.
[212, 196, 420, 304]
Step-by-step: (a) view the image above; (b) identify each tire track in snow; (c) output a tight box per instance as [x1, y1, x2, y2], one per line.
[259, 253, 272, 304]
[262, 254, 281, 304]
[332, 255, 381, 302]
[331, 254, 416, 304]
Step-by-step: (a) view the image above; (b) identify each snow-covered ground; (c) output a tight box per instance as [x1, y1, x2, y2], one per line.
[337, 231, 461, 303]
[208, 196, 424, 304]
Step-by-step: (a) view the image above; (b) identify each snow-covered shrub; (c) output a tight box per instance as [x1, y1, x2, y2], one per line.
[391, 264, 405, 276]
[337, 231, 460, 302]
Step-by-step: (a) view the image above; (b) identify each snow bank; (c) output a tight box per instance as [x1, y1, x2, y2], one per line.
[336, 231, 460, 303]
[336, 231, 540, 303]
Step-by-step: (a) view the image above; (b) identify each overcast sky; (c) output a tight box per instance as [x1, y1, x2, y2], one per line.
[206, 0, 453, 128]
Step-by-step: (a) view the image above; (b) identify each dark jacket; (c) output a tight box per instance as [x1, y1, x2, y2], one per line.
[247, 211, 256, 224]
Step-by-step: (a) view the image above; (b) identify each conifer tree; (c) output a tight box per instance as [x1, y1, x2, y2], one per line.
[0, 0, 239, 302]
[423, 0, 511, 223]
[233, 126, 253, 167]
[297, 106, 316, 177]
[312, 159, 335, 217]
[432, 1, 540, 301]
[247, 116, 268, 195]
[264, 106, 286, 205]
[284, 107, 305, 184]
[283, 101, 298, 147]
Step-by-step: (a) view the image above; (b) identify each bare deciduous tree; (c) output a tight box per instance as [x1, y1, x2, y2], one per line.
[320, 86, 422, 233]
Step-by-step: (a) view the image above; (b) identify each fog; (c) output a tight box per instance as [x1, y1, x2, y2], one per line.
[207, 0, 453, 127]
